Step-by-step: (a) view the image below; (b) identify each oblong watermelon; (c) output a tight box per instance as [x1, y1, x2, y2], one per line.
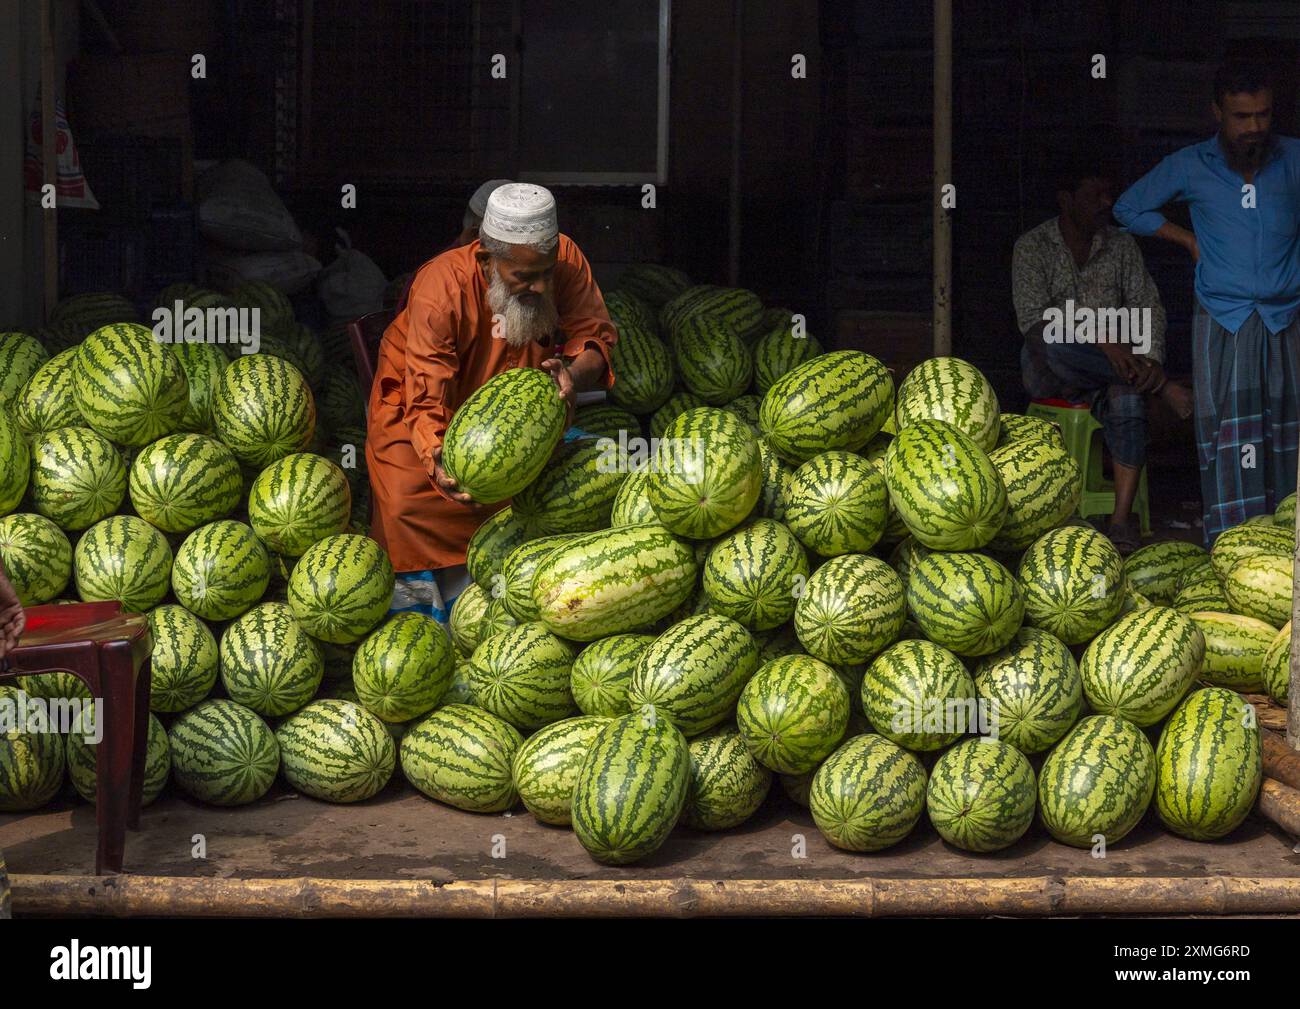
[1038, 715, 1155, 848]
[759, 351, 894, 464]
[276, 699, 397, 803]
[1079, 606, 1205, 726]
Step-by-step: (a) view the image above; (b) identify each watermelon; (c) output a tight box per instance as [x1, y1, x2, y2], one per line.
[682, 723, 773, 830]
[661, 285, 763, 340]
[722, 394, 761, 432]
[605, 289, 656, 332]
[752, 319, 823, 395]
[613, 263, 692, 307]
[574, 404, 639, 441]
[287, 534, 395, 644]
[860, 434, 910, 545]
[759, 351, 894, 464]
[51, 291, 138, 331]
[442, 368, 567, 504]
[1155, 687, 1261, 841]
[794, 553, 906, 664]
[74, 516, 173, 612]
[449, 582, 492, 656]
[276, 699, 396, 803]
[279, 324, 325, 388]
[997, 412, 1064, 448]
[465, 506, 529, 586]
[1120, 582, 1154, 617]
[702, 518, 808, 631]
[753, 622, 805, 663]
[1125, 540, 1210, 604]
[28, 426, 126, 531]
[1275, 493, 1296, 528]
[0, 686, 66, 811]
[66, 710, 170, 807]
[172, 519, 271, 620]
[780, 769, 815, 808]
[645, 407, 761, 539]
[626, 614, 759, 737]
[129, 433, 243, 534]
[1223, 553, 1292, 627]
[1079, 606, 1205, 726]
[1018, 525, 1126, 644]
[169, 699, 280, 806]
[754, 436, 794, 521]
[511, 714, 611, 825]
[649, 390, 707, 440]
[973, 627, 1083, 754]
[353, 612, 453, 723]
[148, 604, 220, 713]
[671, 315, 753, 404]
[248, 452, 352, 556]
[513, 439, 626, 537]
[401, 703, 522, 812]
[1189, 611, 1275, 692]
[73, 323, 188, 446]
[169, 342, 228, 433]
[985, 437, 1082, 552]
[861, 639, 978, 751]
[444, 661, 476, 707]
[212, 353, 316, 468]
[1038, 715, 1156, 848]
[609, 461, 658, 526]
[233, 281, 294, 333]
[13, 348, 83, 439]
[1210, 523, 1290, 581]
[220, 602, 324, 716]
[736, 654, 850, 773]
[468, 622, 577, 730]
[482, 596, 519, 641]
[888, 536, 931, 586]
[1263, 621, 1291, 705]
[907, 551, 1024, 657]
[498, 536, 574, 622]
[783, 450, 887, 556]
[571, 709, 691, 865]
[809, 734, 927, 852]
[895, 356, 1001, 451]
[0, 333, 50, 412]
[926, 738, 1036, 852]
[570, 633, 655, 716]
[0, 513, 72, 605]
[15, 671, 90, 701]
[1175, 571, 1233, 613]
[318, 368, 367, 432]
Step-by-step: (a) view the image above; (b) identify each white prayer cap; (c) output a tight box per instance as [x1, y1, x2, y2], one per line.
[480, 183, 559, 245]
[468, 178, 513, 219]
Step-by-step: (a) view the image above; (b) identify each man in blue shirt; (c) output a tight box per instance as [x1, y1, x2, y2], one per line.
[1114, 62, 1300, 545]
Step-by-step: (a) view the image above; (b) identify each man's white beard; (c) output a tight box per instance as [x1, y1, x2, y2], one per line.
[486, 266, 559, 349]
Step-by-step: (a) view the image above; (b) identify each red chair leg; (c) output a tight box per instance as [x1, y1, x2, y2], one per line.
[128, 657, 151, 830]
[94, 644, 138, 875]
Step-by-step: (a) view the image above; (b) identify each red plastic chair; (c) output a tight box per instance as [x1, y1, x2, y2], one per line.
[0, 601, 153, 874]
[347, 310, 396, 394]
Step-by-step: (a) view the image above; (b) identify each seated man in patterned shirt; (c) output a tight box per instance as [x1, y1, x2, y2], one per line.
[1013, 156, 1193, 553]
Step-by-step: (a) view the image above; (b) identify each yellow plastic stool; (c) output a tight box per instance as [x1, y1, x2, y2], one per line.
[1026, 399, 1151, 534]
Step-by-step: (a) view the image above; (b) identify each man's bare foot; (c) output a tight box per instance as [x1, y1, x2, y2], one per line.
[1159, 381, 1194, 421]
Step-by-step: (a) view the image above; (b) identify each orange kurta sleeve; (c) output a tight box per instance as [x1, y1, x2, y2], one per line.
[555, 238, 618, 390]
[401, 272, 463, 474]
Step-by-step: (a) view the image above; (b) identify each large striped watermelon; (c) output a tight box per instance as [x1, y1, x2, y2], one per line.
[605, 288, 655, 332]
[276, 699, 396, 803]
[1038, 715, 1155, 848]
[809, 733, 927, 851]
[442, 368, 567, 504]
[661, 285, 763, 340]
[1125, 540, 1210, 604]
[287, 534, 395, 644]
[861, 639, 977, 751]
[449, 582, 492, 657]
[498, 535, 573, 622]
[783, 450, 887, 556]
[613, 263, 691, 307]
[465, 506, 529, 586]
[997, 412, 1064, 448]
[1173, 558, 1230, 614]
[481, 596, 519, 641]
[986, 437, 1081, 552]
[513, 438, 626, 537]
[51, 291, 138, 331]
[752, 319, 823, 395]
[468, 622, 577, 730]
[66, 711, 170, 807]
[1155, 687, 1261, 841]
[702, 518, 808, 630]
[894, 356, 1001, 451]
[129, 433, 243, 534]
[794, 553, 906, 664]
[0, 513, 72, 605]
[0, 332, 49, 412]
[609, 461, 658, 526]
[148, 604, 219, 712]
[400, 703, 523, 812]
[172, 519, 271, 620]
[574, 404, 639, 441]
[0, 409, 27, 518]
[353, 612, 453, 722]
[754, 436, 794, 521]
[233, 280, 294, 333]
[681, 723, 773, 830]
[1079, 606, 1205, 726]
[28, 426, 126, 531]
[646, 407, 761, 539]
[907, 551, 1024, 657]
[1223, 553, 1292, 627]
[0, 686, 65, 811]
[73, 323, 188, 446]
[317, 367, 367, 431]
[973, 627, 1083, 754]
[169, 699, 281, 806]
[649, 390, 707, 440]
[570, 633, 655, 716]
[248, 452, 351, 556]
[1018, 525, 1126, 644]
[511, 714, 610, 825]
[1263, 621, 1291, 705]
[220, 602, 324, 716]
[926, 738, 1036, 852]
[671, 315, 753, 404]
[736, 654, 850, 773]
[860, 434, 910, 545]
[1189, 610, 1275, 692]
[722, 393, 761, 432]
[74, 516, 173, 612]
[1210, 523, 1290, 581]
[169, 342, 228, 433]
[13, 348, 83, 439]
[1276, 493, 1296, 528]
[211, 353, 316, 468]
[759, 351, 894, 464]
[571, 710, 691, 864]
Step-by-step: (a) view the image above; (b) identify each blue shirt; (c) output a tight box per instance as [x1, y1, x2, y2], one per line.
[1113, 135, 1300, 335]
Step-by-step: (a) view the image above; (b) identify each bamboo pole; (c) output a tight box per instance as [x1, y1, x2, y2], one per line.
[1263, 730, 1300, 791]
[931, 0, 952, 357]
[39, 0, 57, 320]
[1259, 778, 1300, 838]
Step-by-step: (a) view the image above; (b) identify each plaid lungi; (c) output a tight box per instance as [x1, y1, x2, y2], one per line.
[1192, 300, 1300, 546]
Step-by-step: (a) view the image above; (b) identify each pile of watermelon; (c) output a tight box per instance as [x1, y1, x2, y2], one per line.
[0, 266, 1286, 870]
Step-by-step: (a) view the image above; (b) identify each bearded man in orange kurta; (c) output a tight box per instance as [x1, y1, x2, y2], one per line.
[366, 183, 617, 622]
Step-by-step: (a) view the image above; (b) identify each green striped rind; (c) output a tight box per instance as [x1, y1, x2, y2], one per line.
[0, 513, 72, 605]
[752, 322, 823, 395]
[1174, 570, 1232, 614]
[233, 281, 294, 333]
[753, 623, 805, 663]
[443, 661, 476, 706]
[1188, 611, 1275, 692]
[129, 433, 243, 534]
[736, 655, 850, 773]
[0, 686, 65, 811]
[482, 597, 519, 640]
[780, 770, 815, 807]
[50, 291, 138, 330]
[1018, 525, 1125, 645]
[986, 437, 1082, 552]
[888, 536, 931, 586]
[248, 452, 351, 556]
[1038, 715, 1156, 848]
[605, 289, 655, 332]
[702, 518, 809, 630]
[1276, 493, 1296, 528]
[67, 711, 170, 806]
[862, 639, 977, 751]
[722, 393, 761, 432]
[1223, 553, 1292, 627]
[14, 348, 83, 438]
[571, 710, 691, 864]
[1120, 583, 1154, 617]
[29, 426, 125, 530]
[809, 733, 927, 852]
[609, 462, 658, 526]
[354, 612, 453, 722]
[996, 412, 1064, 449]
[72, 324, 189, 446]
[1125, 540, 1210, 604]
[670, 315, 753, 404]
[755, 437, 794, 521]
[173, 519, 271, 620]
[613, 263, 692, 307]
[400, 703, 523, 812]
[1209, 523, 1290, 582]
[682, 723, 773, 830]
[783, 451, 887, 556]
[860, 434, 910, 544]
[661, 285, 763, 340]
[500, 535, 574, 622]
[168, 699, 281, 806]
[895, 357, 1001, 452]
[0, 332, 49, 412]
[317, 368, 367, 431]
[626, 614, 759, 737]
[1079, 606, 1205, 726]
[211, 353, 316, 468]
[449, 582, 491, 656]
[74, 516, 173, 612]
[907, 551, 1024, 657]
[646, 407, 761, 539]
[220, 602, 324, 716]
[280, 323, 325, 388]
[148, 604, 219, 712]
[287, 534, 395, 644]
[36, 319, 87, 354]
[1263, 621, 1291, 705]
[466, 506, 529, 586]
[649, 391, 707, 440]
[442, 368, 567, 504]
[1155, 687, 1261, 841]
[574, 405, 639, 440]
[926, 738, 1036, 852]
[15, 672, 90, 701]
[511, 714, 611, 825]
[169, 342, 228, 433]
[532, 524, 698, 641]
[883, 420, 1007, 550]
[973, 627, 1083, 754]
[275, 699, 397, 803]
[513, 439, 626, 537]
[759, 351, 894, 464]
[571, 633, 656, 716]
[468, 622, 577, 730]
[794, 554, 906, 664]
